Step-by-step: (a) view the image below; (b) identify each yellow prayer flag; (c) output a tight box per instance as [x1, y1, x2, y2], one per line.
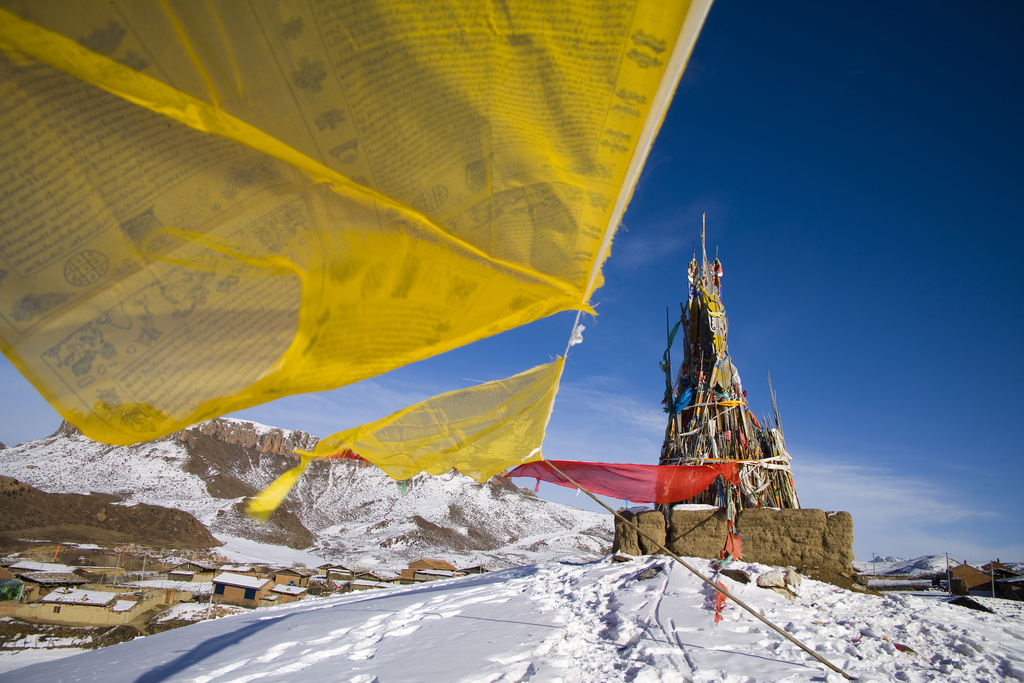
[247, 358, 563, 520]
[0, 1, 712, 445]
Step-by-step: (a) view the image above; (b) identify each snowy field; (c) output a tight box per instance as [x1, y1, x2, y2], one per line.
[9, 555, 1024, 682]
[214, 534, 329, 568]
[0, 647, 87, 675]
[154, 602, 248, 623]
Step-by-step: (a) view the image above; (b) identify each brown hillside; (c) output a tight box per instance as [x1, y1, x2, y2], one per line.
[0, 476, 219, 548]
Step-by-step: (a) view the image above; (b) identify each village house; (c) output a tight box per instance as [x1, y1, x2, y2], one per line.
[998, 576, 1024, 601]
[949, 562, 991, 592]
[409, 559, 457, 571]
[218, 564, 258, 576]
[1, 586, 188, 627]
[400, 559, 459, 583]
[323, 566, 389, 586]
[460, 566, 490, 575]
[348, 579, 390, 593]
[17, 572, 88, 601]
[980, 560, 1021, 581]
[398, 559, 479, 584]
[272, 567, 314, 588]
[168, 560, 221, 583]
[5, 560, 73, 574]
[320, 564, 358, 582]
[39, 588, 134, 621]
[212, 572, 274, 608]
[260, 584, 307, 606]
[411, 568, 462, 583]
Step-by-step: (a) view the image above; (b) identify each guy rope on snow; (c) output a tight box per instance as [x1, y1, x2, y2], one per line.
[541, 460, 854, 681]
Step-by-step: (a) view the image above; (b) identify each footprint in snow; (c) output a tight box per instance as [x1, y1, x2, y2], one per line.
[254, 642, 297, 662]
[384, 624, 421, 637]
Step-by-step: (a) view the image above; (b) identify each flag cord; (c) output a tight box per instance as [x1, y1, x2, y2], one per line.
[563, 309, 584, 358]
[541, 460, 853, 681]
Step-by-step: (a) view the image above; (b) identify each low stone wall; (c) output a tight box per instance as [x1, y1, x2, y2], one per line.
[614, 508, 856, 587]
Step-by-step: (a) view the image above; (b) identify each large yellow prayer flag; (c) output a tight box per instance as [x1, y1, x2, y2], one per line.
[0, 1, 713, 444]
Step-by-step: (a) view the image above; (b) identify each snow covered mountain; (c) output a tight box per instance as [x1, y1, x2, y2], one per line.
[854, 555, 963, 577]
[0, 419, 612, 571]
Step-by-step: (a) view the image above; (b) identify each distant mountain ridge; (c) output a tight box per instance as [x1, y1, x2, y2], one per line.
[0, 419, 612, 571]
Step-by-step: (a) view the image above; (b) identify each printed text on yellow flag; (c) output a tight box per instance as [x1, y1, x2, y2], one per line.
[0, 0, 710, 444]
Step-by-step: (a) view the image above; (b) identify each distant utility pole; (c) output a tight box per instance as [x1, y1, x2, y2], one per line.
[112, 549, 123, 586]
[946, 553, 951, 595]
[872, 553, 876, 575]
[205, 582, 215, 621]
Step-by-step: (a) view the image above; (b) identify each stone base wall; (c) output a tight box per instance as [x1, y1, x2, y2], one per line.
[614, 508, 856, 586]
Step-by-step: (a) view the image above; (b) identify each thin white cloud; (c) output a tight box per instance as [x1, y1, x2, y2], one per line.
[794, 452, 1020, 561]
[795, 457, 994, 525]
[230, 378, 433, 439]
[556, 383, 667, 435]
[611, 199, 730, 271]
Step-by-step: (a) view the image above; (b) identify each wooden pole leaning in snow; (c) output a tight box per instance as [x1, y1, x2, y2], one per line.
[542, 460, 853, 681]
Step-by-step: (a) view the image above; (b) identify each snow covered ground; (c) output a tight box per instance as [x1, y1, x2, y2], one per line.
[9, 555, 1024, 682]
[154, 602, 248, 623]
[215, 534, 331, 568]
[0, 647, 88, 675]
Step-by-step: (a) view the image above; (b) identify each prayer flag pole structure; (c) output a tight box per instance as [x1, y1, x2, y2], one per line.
[657, 215, 800, 509]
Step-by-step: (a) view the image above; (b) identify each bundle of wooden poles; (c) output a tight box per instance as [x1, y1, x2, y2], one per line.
[658, 228, 800, 511]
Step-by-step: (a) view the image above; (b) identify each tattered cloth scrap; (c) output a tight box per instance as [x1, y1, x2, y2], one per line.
[506, 460, 739, 504]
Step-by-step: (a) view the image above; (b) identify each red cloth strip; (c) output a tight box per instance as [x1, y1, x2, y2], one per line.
[714, 580, 728, 623]
[322, 448, 361, 460]
[506, 460, 740, 504]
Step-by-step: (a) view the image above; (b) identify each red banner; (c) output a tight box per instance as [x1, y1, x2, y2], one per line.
[506, 460, 740, 504]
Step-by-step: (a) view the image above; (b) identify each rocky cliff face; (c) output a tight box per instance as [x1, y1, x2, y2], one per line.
[178, 419, 318, 456]
[176, 421, 318, 549]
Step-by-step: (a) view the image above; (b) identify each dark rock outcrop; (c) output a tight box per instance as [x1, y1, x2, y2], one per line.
[180, 419, 317, 456]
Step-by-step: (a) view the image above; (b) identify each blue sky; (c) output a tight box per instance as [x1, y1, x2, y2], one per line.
[2, 0, 1021, 562]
